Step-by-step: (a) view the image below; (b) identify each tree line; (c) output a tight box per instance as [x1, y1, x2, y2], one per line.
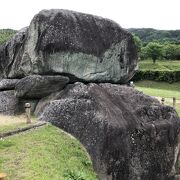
[128, 28, 180, 44]
[0, 29, 16, 44]
[131, 29, 180, 63]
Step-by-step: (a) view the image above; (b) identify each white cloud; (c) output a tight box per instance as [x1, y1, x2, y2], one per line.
[0, 0, 179, 30]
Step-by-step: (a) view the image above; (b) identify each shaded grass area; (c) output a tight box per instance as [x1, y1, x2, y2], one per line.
[0, 125, 97, 180]
[135, 80, 180, 116]
[139, 60, 180, 71]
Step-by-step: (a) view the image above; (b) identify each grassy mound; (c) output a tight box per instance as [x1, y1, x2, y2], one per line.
[0, 124, 97, 180]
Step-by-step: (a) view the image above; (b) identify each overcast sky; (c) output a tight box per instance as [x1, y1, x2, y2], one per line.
[0, 0, 179, 30]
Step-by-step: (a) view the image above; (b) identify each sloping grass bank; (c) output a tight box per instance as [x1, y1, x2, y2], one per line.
[0, 124, 97, 180]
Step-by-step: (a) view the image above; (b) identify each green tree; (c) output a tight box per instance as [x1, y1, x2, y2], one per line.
[0, 29, 16, 44]
[175, 45, 180, 59]
[140, 46, 148, 60]
[163, 43, 180, 60]
[132, 34, 142, 57]
[145, 42, 163, 63]
[128, 28, 180, 44]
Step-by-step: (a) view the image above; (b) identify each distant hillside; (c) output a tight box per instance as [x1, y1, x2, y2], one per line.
[0, 29, 17, 44]
[128, 28, 180, 44]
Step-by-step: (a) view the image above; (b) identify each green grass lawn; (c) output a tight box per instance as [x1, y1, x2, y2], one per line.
[0, 122, 27, 133]
[135, 80, 180, 116]
[0, 124, 97, 180]
[139, 59, 180, 71]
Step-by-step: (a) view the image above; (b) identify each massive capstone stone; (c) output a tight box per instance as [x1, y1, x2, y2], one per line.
[0, 9, 137, 83]
[35, 82, 180, 180]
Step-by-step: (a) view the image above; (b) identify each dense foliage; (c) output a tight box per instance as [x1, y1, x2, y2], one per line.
[133, 60, 180, 83]
[163, 43, 180, 59]
[0, 29, 16, 44]
[144, 42, 163, 63]
[140, 42, 180, 60]
[133, 70, 180, 83]
[128, 28, 180, 45]
[130, 28, 180, 61]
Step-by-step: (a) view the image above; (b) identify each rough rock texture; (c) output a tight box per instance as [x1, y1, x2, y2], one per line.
[36, 83, 180, 180]
[35, 91, 61, 116]
[0, 79, 19, 90]
[0, 90, 20, 115]
[0, 90, 38, 115]
[177, 155, 180, 174]
[0, 9, 137, 83]
[0, 28, 28, 78]
[15, 75, 69, 98]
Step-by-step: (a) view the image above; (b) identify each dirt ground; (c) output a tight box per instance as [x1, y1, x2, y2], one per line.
[0, 114, 28, 126]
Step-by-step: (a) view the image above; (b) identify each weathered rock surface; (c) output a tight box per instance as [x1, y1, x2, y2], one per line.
[36, 83, 180, 180]
[0, 9, 137, 83]
[15, 75, 69, 99]
[0, 27, 28, 78]
[0, 90, 20, 115]
[0, 79, 19, 90]
[35, 91, 62, 117]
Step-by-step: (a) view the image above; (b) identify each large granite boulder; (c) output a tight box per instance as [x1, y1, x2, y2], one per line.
[36, 82, 180, 180]
[15, 75, 69, 99]
[0, 90, 38, 115]
[0, 90, 20, 115]
[0, 9, 137, 83]
[0, 79, 19, 90]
